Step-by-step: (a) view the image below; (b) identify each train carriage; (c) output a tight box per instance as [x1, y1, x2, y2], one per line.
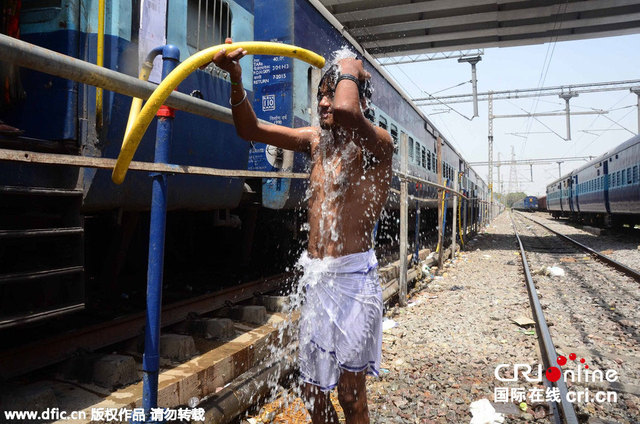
[546, 134, 640, 226]
[0, 0, 489, 326]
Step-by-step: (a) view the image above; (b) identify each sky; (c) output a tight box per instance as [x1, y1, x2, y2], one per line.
[382, 33, 640, 197]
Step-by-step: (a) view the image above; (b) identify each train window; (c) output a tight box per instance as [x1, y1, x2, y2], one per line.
[622, 170, 626, 186]
[390, 125, 398, 154]
[408, 137, 414, 162]
[432, 155, 436, 172]
[379, 116, 388, 130]
[415, 143, 421, 163]
[617, 171, 621, 186]
[426, 151, 431, 170]
[366, 107, 376, 123]
[628, 167, 633, 184]
[421, 146, 426, 169]
[634, 166, 639, 183]
[187, 0, 232, 55]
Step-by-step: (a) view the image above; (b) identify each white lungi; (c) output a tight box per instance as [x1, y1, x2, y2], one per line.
[297, 249, 383, 391]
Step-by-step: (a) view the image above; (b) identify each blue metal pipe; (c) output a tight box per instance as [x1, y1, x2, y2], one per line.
[140, 45, 180, 424]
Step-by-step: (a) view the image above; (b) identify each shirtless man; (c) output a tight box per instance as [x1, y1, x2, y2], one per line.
[213, 39, 393, 424]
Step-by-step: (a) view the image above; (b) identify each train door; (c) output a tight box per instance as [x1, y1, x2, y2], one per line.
[573, 174, 580, 213]
[603, 159, 611, 214]
[567, 176, 574, 213]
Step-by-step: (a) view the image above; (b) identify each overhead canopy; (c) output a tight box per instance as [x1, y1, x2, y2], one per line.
[318, 0, 640, 57]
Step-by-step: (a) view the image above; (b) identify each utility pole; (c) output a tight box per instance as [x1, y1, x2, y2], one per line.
[559, 91, 578, 140]
[632, 86, 640, 134]
[458, 56, 482, 117]
[487, 92, 493, 220]
[496, 152, 501, 201]
[508, 146, 517, 194]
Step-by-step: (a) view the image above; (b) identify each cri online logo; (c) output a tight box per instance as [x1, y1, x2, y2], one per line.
[495, 352, 618, 383]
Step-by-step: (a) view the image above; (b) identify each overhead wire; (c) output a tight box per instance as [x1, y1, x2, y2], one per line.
[520, 0, 570, 155]
[340, 7, 474, 154]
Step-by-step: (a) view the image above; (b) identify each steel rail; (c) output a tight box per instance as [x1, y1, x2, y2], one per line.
[0, 273, 288, 379]
[509, 213, 580, 424]
[517, 212, 640, 283]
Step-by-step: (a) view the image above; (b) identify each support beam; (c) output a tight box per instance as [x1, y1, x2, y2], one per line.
[437, 137, 444, 271]
[487, 92, 494, 220]
[399, 133, 408, 307]
[632, 87, 640, 134]
[458, 56, 482, 118]
[559, 92, 578, 140]
[451, 175, 458, 262]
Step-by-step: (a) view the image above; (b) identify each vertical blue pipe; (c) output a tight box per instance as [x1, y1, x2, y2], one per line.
[139, 45, 180, 424]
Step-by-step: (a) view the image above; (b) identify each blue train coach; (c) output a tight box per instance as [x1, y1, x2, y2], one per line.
[546, 134, 640, 227]
[0, 0, 488, 327]
[512, 196, 538, 212]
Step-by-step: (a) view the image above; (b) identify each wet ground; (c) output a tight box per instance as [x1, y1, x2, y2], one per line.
[247, 211, 639, 423]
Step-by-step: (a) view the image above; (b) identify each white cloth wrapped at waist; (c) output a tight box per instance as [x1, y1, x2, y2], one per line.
[297, 249, 383, 391]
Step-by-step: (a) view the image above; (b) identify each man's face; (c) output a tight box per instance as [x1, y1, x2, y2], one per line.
[317, 80, 335, 129]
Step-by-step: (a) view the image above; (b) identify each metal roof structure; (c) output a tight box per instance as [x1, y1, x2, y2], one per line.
[318, 0, 640, 58]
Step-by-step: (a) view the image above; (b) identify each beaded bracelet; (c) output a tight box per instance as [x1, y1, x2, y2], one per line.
[230, 89, 248, 108]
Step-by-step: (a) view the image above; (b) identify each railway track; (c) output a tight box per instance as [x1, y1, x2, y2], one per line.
[510, 212, 640, 424]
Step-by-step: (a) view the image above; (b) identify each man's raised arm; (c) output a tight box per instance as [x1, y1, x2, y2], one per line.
[212, 39, 314, 154]
[331, 58, 393, 162]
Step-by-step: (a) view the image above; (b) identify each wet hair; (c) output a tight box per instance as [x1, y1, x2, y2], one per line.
[318, 64, 372, 102]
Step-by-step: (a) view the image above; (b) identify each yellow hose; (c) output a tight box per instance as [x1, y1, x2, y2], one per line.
[96, 0, 105, 126]
[458, 190, 464, 246]
[435, 178, 448, 253]
[112, 42, 325, 184]
[124, 62, 153, 138]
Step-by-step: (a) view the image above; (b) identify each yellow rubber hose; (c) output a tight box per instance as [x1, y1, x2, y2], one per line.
[124, 62, 153, 139]
[458, 191, 465, 246]
[435, 178, 448, 253]
[96, 0, 105, 127]
[112, 42, 325, 184]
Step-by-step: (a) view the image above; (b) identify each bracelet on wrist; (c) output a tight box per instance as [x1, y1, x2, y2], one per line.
[230, 89, 248, 108]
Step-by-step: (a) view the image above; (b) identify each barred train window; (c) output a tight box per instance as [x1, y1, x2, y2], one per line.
[378, 116, 387, 130]
[421, 147, 426, 169]
[390, 125, 398, 154]
[427, 151, 431, 171]
[408, 137, 414, 162]
[188, 0, 232, 54]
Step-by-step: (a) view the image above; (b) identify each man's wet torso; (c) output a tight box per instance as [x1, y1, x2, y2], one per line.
[306, 129, 390, 259]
